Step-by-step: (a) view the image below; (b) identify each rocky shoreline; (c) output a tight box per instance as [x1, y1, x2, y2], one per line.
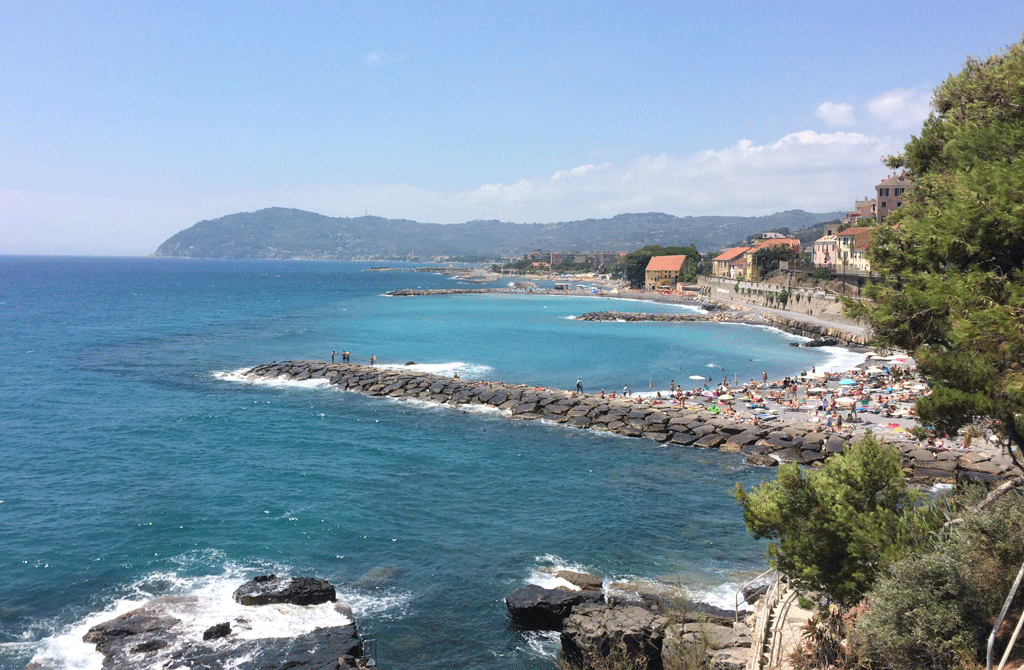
[62, 576, 364, 670]
[238, 361, 1018, 484]
[505, 570, 752, 670]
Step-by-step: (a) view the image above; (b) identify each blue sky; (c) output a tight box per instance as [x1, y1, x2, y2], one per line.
[2, 1, 1021, 255]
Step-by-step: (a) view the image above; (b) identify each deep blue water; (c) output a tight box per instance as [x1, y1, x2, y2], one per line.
[0, 258, 856, 670]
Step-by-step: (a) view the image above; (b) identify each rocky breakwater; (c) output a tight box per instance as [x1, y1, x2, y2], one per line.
[505, 571, 752, 670]
[385, 288, 493, 296]
[762, 314, 869, 347]
[71, 575, 364, 670]
[239, 361, 1019, 484]
[574, 311, 725, 323]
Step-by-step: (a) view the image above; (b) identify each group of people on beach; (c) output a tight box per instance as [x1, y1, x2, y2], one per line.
[580, 360, 935, 441]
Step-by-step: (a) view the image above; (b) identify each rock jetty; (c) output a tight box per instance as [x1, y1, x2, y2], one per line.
[385, 288, 492, 296]
[239, 361, 1019, 484]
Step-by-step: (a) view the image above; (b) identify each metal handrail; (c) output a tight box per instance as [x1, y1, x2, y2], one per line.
[736, 568, 776, 621]
[768, 588, 800, 669]
[745, 573, 784, 670]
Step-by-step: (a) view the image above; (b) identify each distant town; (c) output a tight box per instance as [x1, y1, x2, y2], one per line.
[491, 172, 910, 291]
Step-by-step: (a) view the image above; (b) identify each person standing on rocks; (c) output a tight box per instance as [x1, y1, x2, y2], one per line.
[332, 351, 336, 363]
[370, 355, 376, 365]
[576, 379, 583, 393]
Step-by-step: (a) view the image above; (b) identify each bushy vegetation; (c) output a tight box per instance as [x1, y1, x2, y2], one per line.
[852, 485, 1024, 670]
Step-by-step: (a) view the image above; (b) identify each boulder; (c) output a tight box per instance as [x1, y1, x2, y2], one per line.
[556, 570, 604, 591]
[203, 622, 231, 641]
[505, 585, 604, 631]
[233, 575, 336, 606]
[561, 602, 667, 670]
[746, 453, 777, 467]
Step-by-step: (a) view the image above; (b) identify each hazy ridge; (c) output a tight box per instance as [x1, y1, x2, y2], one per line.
[153, 207, 845, 260]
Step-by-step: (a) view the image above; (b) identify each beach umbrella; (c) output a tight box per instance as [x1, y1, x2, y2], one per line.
[835, 397, 856, 406]
[865, 366, 884, 374]
[839, 378, 856, 386]
[719, 394, 733, 401]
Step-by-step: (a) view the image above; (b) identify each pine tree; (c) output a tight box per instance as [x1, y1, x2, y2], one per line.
[851, 37, 1024, 462]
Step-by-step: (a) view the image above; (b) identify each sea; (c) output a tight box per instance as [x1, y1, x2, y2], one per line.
[0, 257, 866, 670]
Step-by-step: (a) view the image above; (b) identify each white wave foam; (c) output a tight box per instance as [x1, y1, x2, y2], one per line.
[527, 555, 597, 591]
[522, 630, 561, 660]
[213, 368, 332, 390]
[382, 395, 511, 418]
[814, 346, 868, 373]
[27, 559, 409, 670]
[377, 361, 493, 379]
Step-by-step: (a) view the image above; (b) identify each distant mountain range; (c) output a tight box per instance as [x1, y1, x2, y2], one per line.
[153, 207, 845, 260]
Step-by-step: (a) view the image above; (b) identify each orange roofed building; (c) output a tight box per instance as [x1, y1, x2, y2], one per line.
[713, 238, 801, 280]
[644, 255, 688, 290]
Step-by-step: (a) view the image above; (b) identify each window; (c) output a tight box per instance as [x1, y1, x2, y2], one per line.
[878, 187, 889, 196]
[881, 201, 887, 207]
[894, 187, 905, 196]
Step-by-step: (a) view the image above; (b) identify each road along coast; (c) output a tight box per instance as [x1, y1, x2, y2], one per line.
[239, 361, 1017, 485]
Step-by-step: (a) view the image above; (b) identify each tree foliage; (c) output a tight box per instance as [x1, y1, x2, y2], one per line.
[621, 245, 700, 288]
[849, 37, 1024, 459]
[733, 433, 941, 607]
[751, 244, 797, 277]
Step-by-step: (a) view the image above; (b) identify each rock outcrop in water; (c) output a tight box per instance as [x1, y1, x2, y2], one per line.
[73, 578, 364, 670]
[504, 576, 751, 670]
[233, 574, 336, 606]
[240, 361, 1019, 484]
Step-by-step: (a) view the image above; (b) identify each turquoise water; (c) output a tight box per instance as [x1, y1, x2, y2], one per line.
[0, 258, 856, 670]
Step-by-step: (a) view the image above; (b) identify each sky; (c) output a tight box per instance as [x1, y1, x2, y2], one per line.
[1, 1, 1022, 256]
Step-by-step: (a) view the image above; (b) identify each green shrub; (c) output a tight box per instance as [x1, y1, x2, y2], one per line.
[853, 550, 982, 670]
[853, 487, 1024, 670]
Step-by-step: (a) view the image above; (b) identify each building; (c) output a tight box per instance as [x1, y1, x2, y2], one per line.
[875, 173, 911, 222]
[836, 226, 872, 273]
[644, 255, 688, 290]
[712, 238, 801, 280]
[712, 247, 749, 279]
[811, 224, 839, 268]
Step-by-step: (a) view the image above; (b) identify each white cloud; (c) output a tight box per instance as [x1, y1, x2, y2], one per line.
[364, 49, 403, 67]
[815, 102, 857, 128]
[1, 131, 905, 255]
[866, 88, 932, 131]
